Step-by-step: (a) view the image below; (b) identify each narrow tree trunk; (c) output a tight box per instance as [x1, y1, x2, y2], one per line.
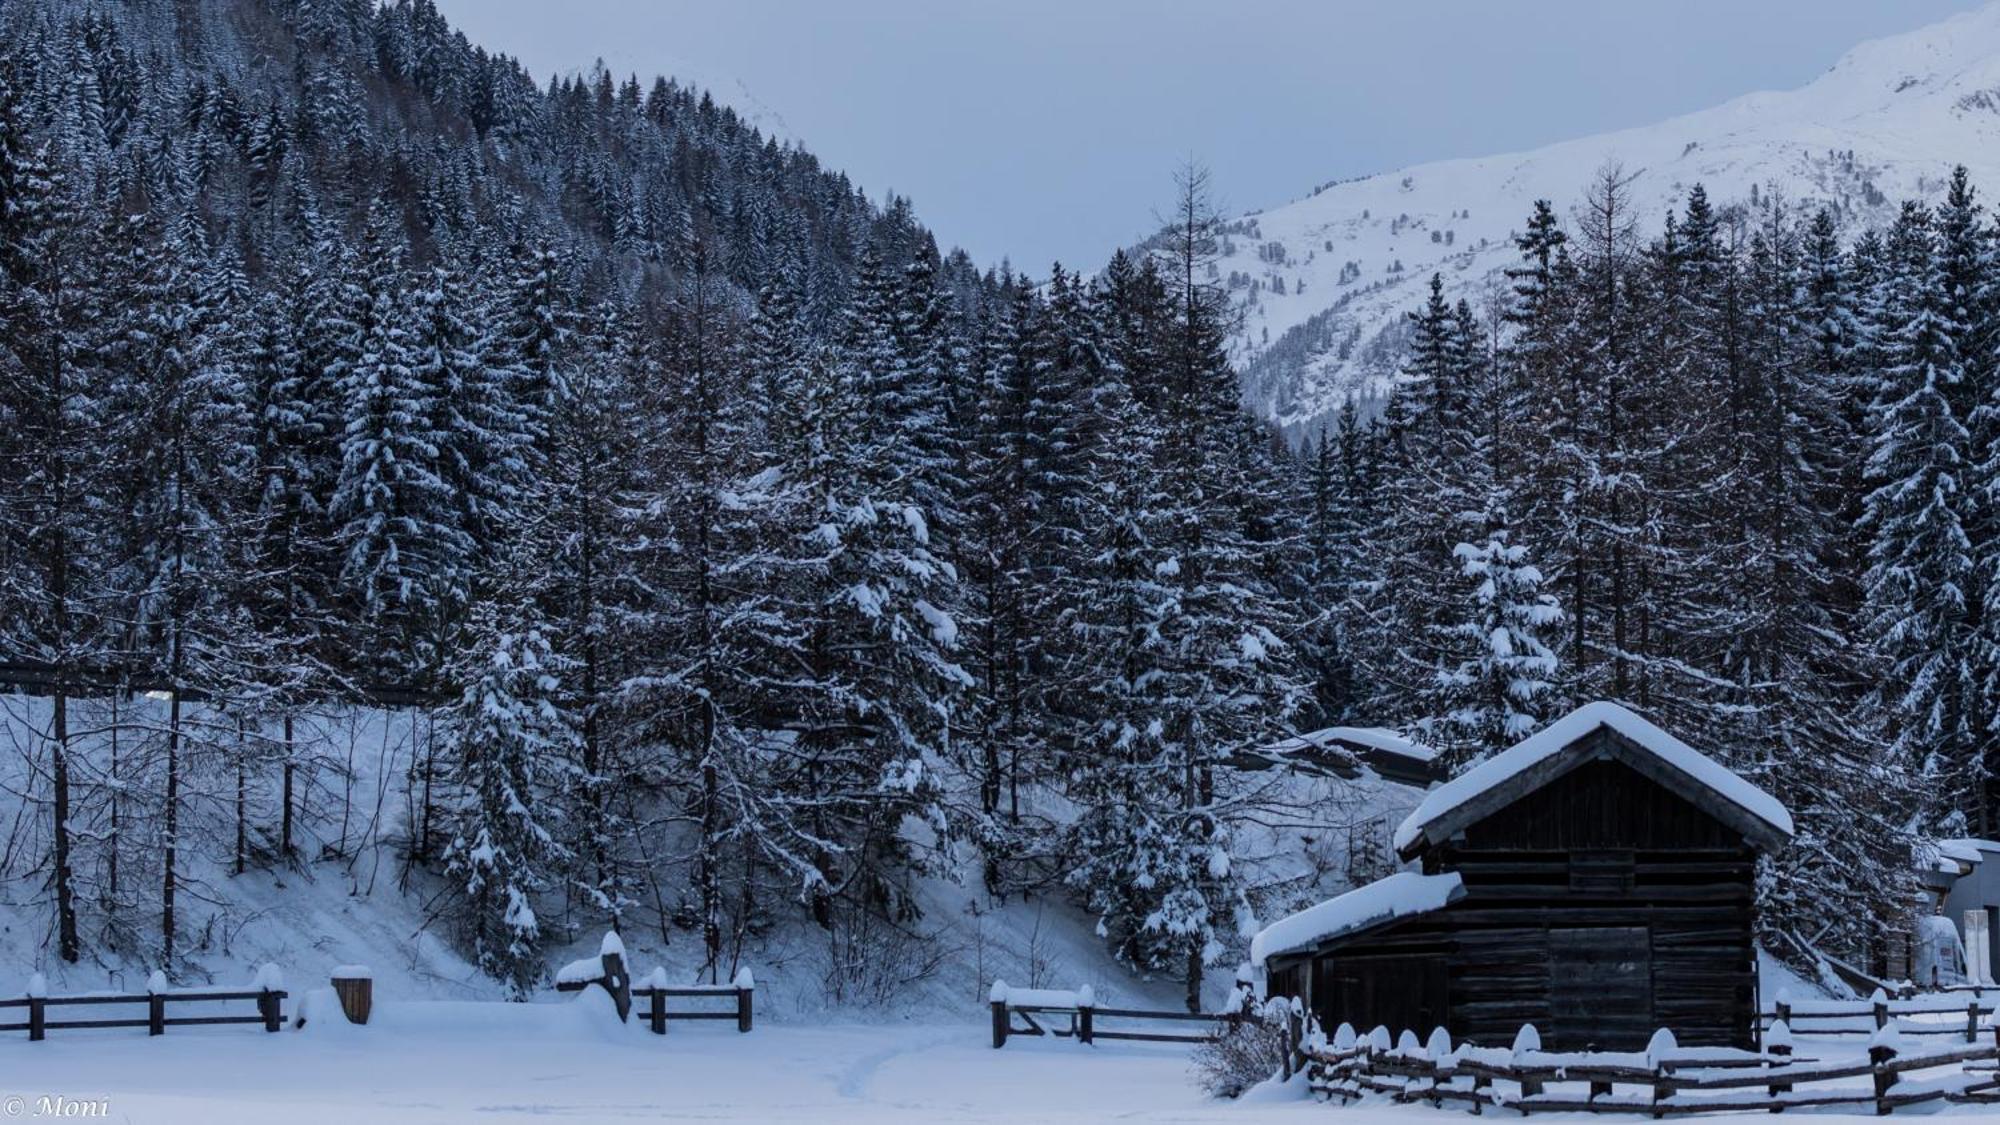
[51, 688, 78, 963]
[107, 689, 121, 901]
[162, 690, 180, 966]
[280, 712, 295, 857]
[415, 711, 435, 862]
[235, 719, 248, 877]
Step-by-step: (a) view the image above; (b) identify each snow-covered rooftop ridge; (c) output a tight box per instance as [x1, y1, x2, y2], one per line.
[1250, 871, 1464, 967]
[1392, 701, 1794, 855]
[1267, 725, 1436, 762]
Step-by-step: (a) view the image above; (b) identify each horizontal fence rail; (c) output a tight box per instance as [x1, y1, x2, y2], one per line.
[987, 979, 1290, 1051]
[2, 971, 287, 1041]
[1763, 992, 1997, 1041]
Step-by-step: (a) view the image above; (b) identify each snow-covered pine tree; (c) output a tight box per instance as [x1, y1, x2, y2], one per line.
[1133, 164, 1303, 1010]
[775, 287, 970, 931]
[620, 234, 804, 977]
[1431, 527, 1562, 767]
[1861, 201, 1975, 819]
[440, 601, 578, 999]
[328, 203, 466, 681]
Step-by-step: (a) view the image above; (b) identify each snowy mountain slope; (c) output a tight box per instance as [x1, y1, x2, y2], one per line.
[1228, 2, 2000, 440]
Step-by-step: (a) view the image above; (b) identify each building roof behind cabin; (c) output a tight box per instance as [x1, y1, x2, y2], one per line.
[1251, 871, 1465, 967]
[1392, 701, 1795, 858]
[1245, 727, 1442, 788]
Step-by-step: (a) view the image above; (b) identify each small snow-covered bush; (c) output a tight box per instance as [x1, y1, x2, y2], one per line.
[1192, 1017, 1290, 1099]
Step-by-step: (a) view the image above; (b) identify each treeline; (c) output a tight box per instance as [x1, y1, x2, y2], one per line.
[0, 0, 1309, 1005]
[1322, 167, 2000, 968]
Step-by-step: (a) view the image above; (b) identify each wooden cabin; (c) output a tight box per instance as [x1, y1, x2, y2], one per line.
[1255, 703, 1793, 1051]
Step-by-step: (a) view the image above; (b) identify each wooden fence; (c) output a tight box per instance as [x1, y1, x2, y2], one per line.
[1764, 991, 1995, 1040]
[553, 935, 754, 1035]
[2, 968, 287, 1041]
[987, 979, 1292, 1051]
[1305, 1022, 2000, 1115]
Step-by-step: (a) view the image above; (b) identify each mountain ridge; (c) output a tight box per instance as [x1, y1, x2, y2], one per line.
[1228, 1, 2000, 440]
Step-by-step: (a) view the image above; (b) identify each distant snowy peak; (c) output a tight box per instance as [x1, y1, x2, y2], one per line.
[1228, 2, 2000, 441]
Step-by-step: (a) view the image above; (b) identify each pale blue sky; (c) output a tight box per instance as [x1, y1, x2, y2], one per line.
[434, 0, 1985, 273]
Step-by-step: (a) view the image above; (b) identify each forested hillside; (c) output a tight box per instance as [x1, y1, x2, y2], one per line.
[0, 0, 1986, 1006]
[0, 0, 1309, 1005]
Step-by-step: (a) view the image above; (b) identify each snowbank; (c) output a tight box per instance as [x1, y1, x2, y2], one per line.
[1394, 701, 1793, 854]
[1250, 871, 1464, 966]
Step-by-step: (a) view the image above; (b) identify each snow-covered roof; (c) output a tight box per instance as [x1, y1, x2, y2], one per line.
[1264, 726, 1436, 763]
[1251, 871, 1465, 967]
[1939, 838, 2000, 865]
[1392, 702, 1794, 858]
[1246, 726, 1441, 788]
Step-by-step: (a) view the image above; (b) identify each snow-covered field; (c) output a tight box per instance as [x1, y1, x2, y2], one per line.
[3, 991, 1990, 1125]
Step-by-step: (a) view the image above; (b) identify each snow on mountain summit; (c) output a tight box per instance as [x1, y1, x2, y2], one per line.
[1229, 1, 2000, 440]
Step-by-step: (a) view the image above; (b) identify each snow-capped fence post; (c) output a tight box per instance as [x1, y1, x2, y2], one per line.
[734, 967, 754, 1033]
[1870, 987, 1889, 1032]
[1076, 984, 1094, 1045]
[1512, 1024, 1544, 1101]
[147, 970, 168, 1036]
[598, 932, 631, 1023]
[255, 964, 285, 1032]
[642, 969, 667, 1035]
[1766, 1019, 1794, 1105]
[1868, 1024, 1900, 1116]
[990, 980, 1009, 1049]
[26, 973, 46, 1042]
[331, 966, 373, 1025]
[1968, 999, 1981, 1044]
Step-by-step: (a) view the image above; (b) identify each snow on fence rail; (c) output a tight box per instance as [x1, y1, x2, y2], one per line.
[554, 931, 754, 1034]
[1763, 987, 1996, 1040]
[1, 965, 288, 1041]
[988, 970, 1305, 1060]
[1304, 1020, 2000, 1115]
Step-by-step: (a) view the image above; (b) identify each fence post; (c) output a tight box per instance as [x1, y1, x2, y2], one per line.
[598, 933, 631, 1023]
[1767, 1033, 1793, 1112]
[1076, 984, 1093, 1046]
[1774, 998, 1791, 1031]
[734, 967, 754, 1034]
[25, 973, 45, 1043]
[255, 964, 284, 1033]
[1868, 1042, 1896, 1116]
[1871, 990, 1889, 1032]
[147, 970, 167, 1036]
[990, 980, 1009, 1049]
[1652, 1060, 1671, 1120]
[648, 986, 666, 1035]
